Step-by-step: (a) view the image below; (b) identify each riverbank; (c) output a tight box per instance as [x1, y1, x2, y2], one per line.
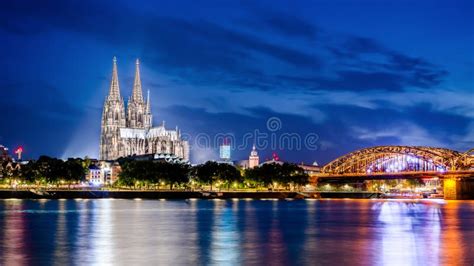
[0, 189, 384, 199]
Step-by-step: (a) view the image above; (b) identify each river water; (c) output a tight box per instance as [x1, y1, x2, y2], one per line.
[0, 199, 473, 265]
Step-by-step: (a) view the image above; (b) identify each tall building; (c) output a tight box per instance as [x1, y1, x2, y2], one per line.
[100, 57, 189, 161]
[219, 139, 231, 161]
[248, 144, 259, 168]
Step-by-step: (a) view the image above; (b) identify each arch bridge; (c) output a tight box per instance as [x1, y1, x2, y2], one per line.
[316, 146, 474, 199]
[321, 146, 474, 175]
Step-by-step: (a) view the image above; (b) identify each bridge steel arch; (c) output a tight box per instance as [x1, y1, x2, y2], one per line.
[321, 146, 472, 174]
[452, 148, 474, 170]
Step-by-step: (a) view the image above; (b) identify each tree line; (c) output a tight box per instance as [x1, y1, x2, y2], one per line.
[0, 156, 87, 186]
[117, 160, 309, 190]
[1, 156, 309, 190]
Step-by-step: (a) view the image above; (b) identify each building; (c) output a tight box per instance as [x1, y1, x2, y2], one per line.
[298, 162, 321, 175]
[219, 140, 231, 161]
[0, 145, 10, 161]
[236, 160, 249, 169]
[99, 161, 122, 184]
[129, 153, 189, 164]
[98, 161, 121, 184]
[86, 161, 122, 185]
[248, 144, 259, 168]
[260, 152, 283, 165]
[87, 165, 102, 184]
[100, 57, 189, 161]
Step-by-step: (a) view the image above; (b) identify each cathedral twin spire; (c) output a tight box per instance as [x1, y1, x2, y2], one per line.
[100, 57, 189, 161]
[106, 57, 152, 129]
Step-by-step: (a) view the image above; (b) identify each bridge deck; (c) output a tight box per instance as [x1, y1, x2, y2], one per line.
[313, 170, 474, 179]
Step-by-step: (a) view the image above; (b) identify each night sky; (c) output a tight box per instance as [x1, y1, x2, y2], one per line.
[0, 0, 473, 164]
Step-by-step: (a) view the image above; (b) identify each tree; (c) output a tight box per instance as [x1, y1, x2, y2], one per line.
[216, 163, 242, 190]
[117, 160, 190, 190]
[0, 161, 16, 183]
[192, 161, 220, 190]
[243, 167, 260, 188]
[159, 162, 190, 190]
[20, 160, 39, 184]
[258, 163, 281, 188]
[244, 163, 308, 190]
[64, 158, 86, 185]
[117, 160, 139, 188]
[135, 160, 158, 186]
[280, 163, 309, 190]
[35, 156, 64, 184]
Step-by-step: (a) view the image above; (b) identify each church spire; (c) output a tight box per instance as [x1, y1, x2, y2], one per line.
[143, 89, 153, 129]
[108, 56, 121, 100]
[146, 89, 151, 113]
[131, 58, 144, 103]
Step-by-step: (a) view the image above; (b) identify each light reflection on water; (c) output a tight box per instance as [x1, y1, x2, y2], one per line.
[0, 199, 473, 265]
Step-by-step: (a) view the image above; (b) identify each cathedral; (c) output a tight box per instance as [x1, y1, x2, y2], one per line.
[99, 57, 189, 161]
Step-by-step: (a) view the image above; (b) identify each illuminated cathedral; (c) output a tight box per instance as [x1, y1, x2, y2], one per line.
[99, 57, 189, 161]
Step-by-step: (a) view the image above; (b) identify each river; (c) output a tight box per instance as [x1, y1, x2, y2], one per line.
[0, 199, 473, 265]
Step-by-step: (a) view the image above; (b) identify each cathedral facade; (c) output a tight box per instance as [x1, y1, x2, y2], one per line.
[99, 57, 189, 161]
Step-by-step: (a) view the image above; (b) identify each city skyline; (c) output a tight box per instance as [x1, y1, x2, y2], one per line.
[0, 0, 473, 164]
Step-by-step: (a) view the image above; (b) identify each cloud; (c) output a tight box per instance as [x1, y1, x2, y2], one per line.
[0, 0, 447, 95]
[0, 0, 470, 162]
[239, 7, 319, 41]
[0, 80, 83, 120]
[451, 122, 474, 151]
[352, 123, 445, 148]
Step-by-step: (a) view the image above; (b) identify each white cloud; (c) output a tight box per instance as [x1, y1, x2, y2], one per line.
[190, 146, 219, 164]
[150, 70, 474, 124]
[451, 122, 474, 151]
[351, 122, 445, 148]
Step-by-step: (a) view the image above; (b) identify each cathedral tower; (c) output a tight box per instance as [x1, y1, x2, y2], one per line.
[99, 57, 126, 160]
[127, 59, 150, 129]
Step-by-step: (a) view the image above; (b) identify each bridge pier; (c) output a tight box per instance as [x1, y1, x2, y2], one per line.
[443, 175, 474, 200]
[443, 177, 460, 200]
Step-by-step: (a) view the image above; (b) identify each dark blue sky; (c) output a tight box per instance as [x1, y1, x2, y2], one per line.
[0, 0, 473, 164]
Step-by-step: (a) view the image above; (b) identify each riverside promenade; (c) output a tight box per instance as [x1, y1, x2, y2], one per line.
[0, 190, 382, 200]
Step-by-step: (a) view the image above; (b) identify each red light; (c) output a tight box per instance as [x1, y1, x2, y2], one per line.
[15, 146, 23, 154]
[272, 152, 280, 161]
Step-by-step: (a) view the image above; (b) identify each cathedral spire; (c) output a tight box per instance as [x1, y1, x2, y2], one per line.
[131, 58, 144, 103]
[146, 89, 151, 113]
[143, 89, 152, 129]
[108, 56, 121, 100]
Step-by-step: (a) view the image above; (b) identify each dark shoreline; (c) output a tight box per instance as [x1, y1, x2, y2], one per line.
[0, 190, 384, 200]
